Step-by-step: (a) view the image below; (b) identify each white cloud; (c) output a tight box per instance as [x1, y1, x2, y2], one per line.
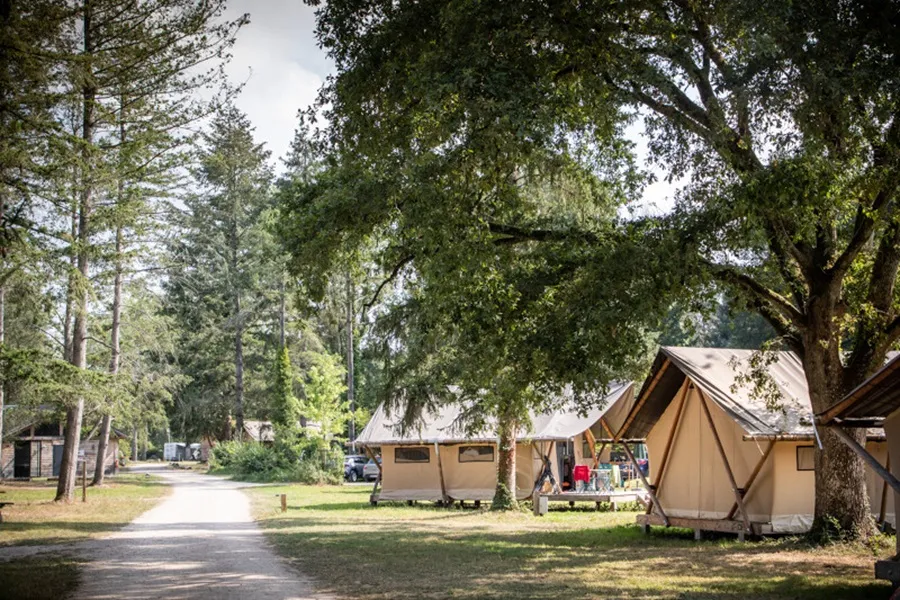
[222, 0, 334, 167]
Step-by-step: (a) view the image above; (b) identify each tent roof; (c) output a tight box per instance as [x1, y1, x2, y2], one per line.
[243, 420, 275, 442]
[621, 347, 814, 439]
[356, 382, 634, 446]
[819, 354, 900, 425]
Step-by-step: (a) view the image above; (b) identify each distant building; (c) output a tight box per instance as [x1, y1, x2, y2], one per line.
[1, 421, 125, 479]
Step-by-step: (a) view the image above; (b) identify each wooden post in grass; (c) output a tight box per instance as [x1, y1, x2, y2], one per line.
[281, 494, 287, 513]
[82, 460, 87, 503]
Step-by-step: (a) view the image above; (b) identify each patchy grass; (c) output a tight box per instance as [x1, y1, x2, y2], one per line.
[0, 553, 83, 600]
[0, 473, 170, 547]
[248, 484, 895, 600]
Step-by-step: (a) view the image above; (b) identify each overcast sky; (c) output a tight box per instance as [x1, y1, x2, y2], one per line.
[222, 1, 333, 167]
[221, 1, 675, 211]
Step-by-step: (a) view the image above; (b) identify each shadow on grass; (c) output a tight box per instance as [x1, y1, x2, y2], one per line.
[259, 513, 892, 600]
[0, 552, 83, 600]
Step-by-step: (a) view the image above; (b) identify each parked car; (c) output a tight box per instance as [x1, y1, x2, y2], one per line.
[363, 456, 382, 481]
[344, 455, 367, 482]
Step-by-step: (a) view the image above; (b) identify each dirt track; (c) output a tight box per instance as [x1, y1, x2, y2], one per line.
[75, 465, 329, 600]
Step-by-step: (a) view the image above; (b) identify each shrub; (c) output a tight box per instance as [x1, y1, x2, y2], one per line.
[209, 439, 343, 484]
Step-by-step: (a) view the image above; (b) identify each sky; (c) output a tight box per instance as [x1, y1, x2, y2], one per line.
[222, 1, 333, 166]
[221, 1, 676, 210]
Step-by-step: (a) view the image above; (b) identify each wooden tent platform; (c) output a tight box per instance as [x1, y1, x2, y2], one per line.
[533, 491, 646, 516]
[636, 513, 774, 539]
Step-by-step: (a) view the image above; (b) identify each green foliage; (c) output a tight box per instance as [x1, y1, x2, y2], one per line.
[209, 440, 342, 485]
[299, 351, 350, 440]
[272, 347, 302, 429]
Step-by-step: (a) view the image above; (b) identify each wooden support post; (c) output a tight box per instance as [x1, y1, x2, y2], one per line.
[281, 494, 287, 513]
[830, 425, 900, 496]
[652, 382, 690, 503]
[880, 453, 891, 526]
[82, 460, 87, 503]
[363, 446, 382, 504]
[694, 529, 703, 541]
[727, 439, 775, 520]
[698, 391, 751, 533]
[434, 442, 450, 504]
[584, 428, 600, 469]
[616, 358, 670, 441]
[621, 439, 668, 526]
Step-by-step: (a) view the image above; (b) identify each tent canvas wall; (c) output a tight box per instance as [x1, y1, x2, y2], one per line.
[357, 382, 635, 503]
[622, 347, 890, 535]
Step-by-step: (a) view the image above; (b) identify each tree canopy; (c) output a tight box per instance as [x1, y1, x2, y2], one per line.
[282, 0, 900, 531]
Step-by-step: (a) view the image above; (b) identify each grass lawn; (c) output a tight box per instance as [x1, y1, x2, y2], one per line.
[0, 472, 170, 547]
[248, 484, 896, 600]
[0, 554, 83, 600]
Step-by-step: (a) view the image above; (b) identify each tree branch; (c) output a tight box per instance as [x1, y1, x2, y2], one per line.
[488, 222, 601, 245]
[704, 261, 805, 329]
[363, 255, 414, 313]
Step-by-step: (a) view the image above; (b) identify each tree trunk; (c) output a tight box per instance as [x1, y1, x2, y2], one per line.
[131, 424, 138, 461]
[233, 291, 244, 441]
[0, 284, 5, 479]
[93, 105, 125, 486]
[62, 173, 78, 362]
[56, 1, 94, 502]
[803, 300, 876, 539]
[491, 413, 518, 510]
[346, 274, 355, 451]
[93, 229, 121, 484]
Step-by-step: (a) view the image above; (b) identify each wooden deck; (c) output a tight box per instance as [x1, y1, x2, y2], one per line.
[532, 491, 646, 516]
[635, 513, 774, 538]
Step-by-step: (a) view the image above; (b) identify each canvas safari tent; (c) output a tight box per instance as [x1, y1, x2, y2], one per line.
[356, 382, 637, 504]
[618, 347, 891, 537]
[817, 355, 900, 587]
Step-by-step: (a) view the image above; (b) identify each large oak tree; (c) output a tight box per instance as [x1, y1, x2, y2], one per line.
[294, 0, 900, 534]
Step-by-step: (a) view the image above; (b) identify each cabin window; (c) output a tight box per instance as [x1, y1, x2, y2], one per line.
[796, 446, 815, 471]
[394, 447, 430, 463]
[458, 445, 494, 463]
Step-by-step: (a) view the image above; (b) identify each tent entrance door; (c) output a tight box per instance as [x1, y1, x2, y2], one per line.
[556, 441, 575, 491]
[14, 442, 31, 478]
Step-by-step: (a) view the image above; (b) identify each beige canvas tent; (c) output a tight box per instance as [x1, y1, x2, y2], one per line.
[619, 347, 890, 537]
[356, 382, 636, 503]
[818, 355, 900, 586]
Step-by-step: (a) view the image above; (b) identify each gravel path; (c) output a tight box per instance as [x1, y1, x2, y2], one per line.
[74, 465, 330, 600]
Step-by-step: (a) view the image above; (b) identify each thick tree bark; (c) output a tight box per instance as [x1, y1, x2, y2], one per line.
[56, 0, 93, 502]
[803, 297, 876, 538]
[491, 413, 518, 510]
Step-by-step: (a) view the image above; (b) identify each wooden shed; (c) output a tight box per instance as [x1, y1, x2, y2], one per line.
[620, 347, 890, 537]
[2, 421, 125, 479]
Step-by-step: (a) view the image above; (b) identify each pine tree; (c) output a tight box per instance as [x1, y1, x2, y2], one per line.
[54, 0, 246, 502]
[166, 104, 275, 442]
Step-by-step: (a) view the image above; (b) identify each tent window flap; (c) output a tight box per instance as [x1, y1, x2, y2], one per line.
[458, 445, 494, 463]
[796, 446, 815, 471]
[395, 447, 430, 463]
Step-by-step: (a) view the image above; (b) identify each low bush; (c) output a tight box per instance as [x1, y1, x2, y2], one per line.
[209, 438, 343, 484]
